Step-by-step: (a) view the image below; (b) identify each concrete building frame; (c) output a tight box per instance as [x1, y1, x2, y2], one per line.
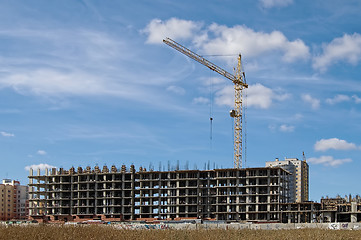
[29, 165, 291, 223]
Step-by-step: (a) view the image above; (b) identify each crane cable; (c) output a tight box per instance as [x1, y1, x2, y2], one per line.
[209, 70, 214, 149]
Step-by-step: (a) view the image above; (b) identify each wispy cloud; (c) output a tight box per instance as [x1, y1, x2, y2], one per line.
[259, 0, 293, 8]
[0, 29, 126, 98]
[25, 163, 56, 171]
[269, 124, 295, 132]
[279, 124, 295, 132]
[193, 97, 209, 104]
[326, 94, 351, 104]
[0, 29, 121, 63]
[0, 131, 14, 137]
[1, 69, 112, 96]
[0, 28, 190, 110]
[352, 95, 361, 103]
[313, 33, 361, 71]
[301, 94, 320, 110]
[166, 85, 186, 95]
[308, 156, 352, 167]
[37, 150, 47, 155]
[314, 138, 358, 151]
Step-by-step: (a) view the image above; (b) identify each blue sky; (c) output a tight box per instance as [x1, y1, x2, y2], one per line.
[0, 0, 360, 201]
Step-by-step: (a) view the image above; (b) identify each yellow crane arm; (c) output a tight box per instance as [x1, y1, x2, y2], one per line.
[163, 38, 248, 88]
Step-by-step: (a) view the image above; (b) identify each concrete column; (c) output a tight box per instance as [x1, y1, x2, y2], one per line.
[235, 173, 240, 215]
[167, 175, 171, 219]
[288, 212, 291, 223]
[351, 214, 357, 223]
[176, 175, 180, 218]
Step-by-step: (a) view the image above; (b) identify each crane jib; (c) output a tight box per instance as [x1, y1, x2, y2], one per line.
[163, 38, 248, 88]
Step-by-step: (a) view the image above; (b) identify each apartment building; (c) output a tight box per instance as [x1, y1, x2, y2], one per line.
[321, 196, 361, 223]
[0, 179, 29, 221]
[280, 196, 361, 223]
[266, 158, 309, 203]
[29, 165, 291, 223]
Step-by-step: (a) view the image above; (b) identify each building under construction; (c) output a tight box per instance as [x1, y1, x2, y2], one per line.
[29, 165, 292, 223]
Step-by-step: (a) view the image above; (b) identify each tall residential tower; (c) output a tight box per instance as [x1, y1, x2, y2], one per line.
[266, 158, 309, 203]
[0, 179, 29, 220]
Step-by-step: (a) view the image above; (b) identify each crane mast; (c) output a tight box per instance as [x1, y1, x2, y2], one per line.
[163, 38, 248, 168]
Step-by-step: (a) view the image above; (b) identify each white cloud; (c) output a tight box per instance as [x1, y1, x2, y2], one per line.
[0, 29, 145, 99]
[301, 94, 320, 110]
[25, 163, 56, 171]
[259, 0, 293, 8]
[268, 124, 276, 131]
[193, 97, 210, 104]
[0, 131, 14, 137]
[144, 18, 309, 62]
[274, 92, 291, 101]
[79, 30, 121, 60]
[313, 33, 361, 71]
[314, 138, 357, 151]
[199, 23, 309, 63]
[0, 29, 121, 62]
[326, 94, 351, 104]
[308, 156, 352, 167]
[215, 83, 288, 109]
[352, 95, 361, 104]
[247, 84, 273, 108]
[279, 124, 295, 132]
[0, 69, 154, 102]
[199, 77, 226, 87]
[142, 18, 202, 44]
[0, 29, 173, 105]
[0, 69, 111, 96]
[214, 85, 235, 107]
[292, 113, 303, 120]
[37, 150, 47, 155]
[269, 124, 295, 132]
[166, 85, 186, 95]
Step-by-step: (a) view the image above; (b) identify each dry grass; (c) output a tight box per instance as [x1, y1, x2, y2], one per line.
[0, 225, 360, 240]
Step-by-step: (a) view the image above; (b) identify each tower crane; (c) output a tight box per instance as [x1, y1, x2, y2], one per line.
[163, 38, 248, 169]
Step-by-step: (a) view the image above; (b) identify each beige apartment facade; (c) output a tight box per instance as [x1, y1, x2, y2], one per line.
[0, 179, 29, 221]
[266, 158, 309, 203]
